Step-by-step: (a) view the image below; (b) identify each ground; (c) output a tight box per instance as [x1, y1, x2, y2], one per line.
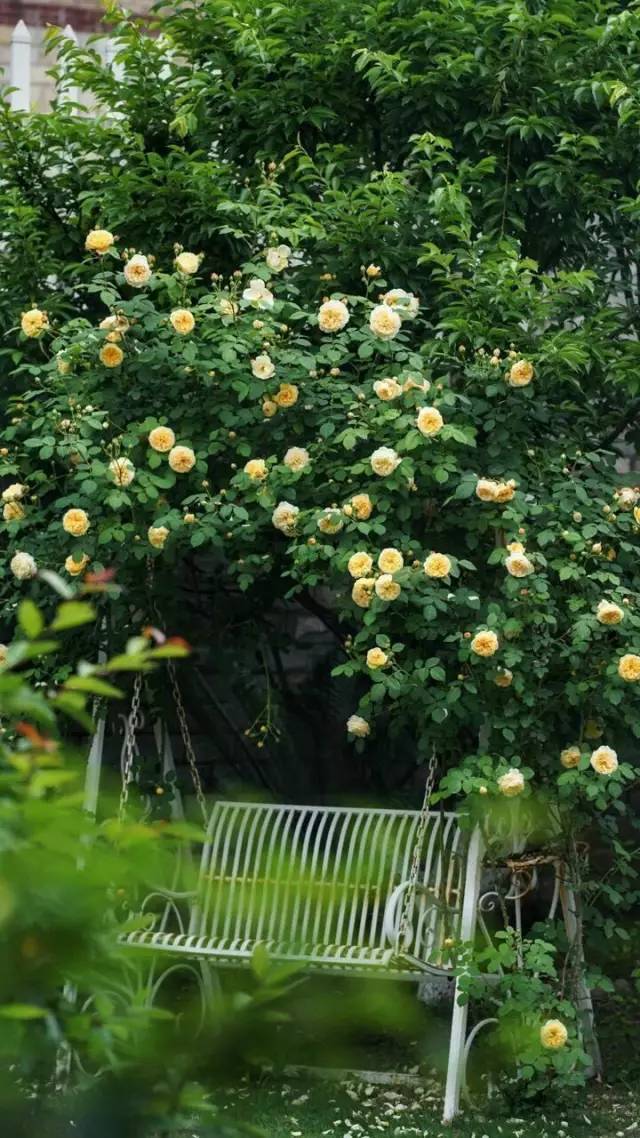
[217, 1076, 640, 1138]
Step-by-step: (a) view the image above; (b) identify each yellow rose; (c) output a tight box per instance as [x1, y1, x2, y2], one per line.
[352, 578, 376, 608]
[618, 653, 640, 682]
[99, 343, 124, 368]
[262, 399, 278, 418]
[274, 383, 299, 408]
[1, 483, 27, 503]
[378, 548, 404, 574]
[283, 447, 310, 472]
[507, 541, 525, 554]
[65, 553, 90, 576]
[57, 355, 71, 375]
[540, 1020, 568, 1050]
[560, 746, 581, 769]
[170, 308, 195, 334]
[508, 359, 534, 387]
[497, 768, 524, 796]
[148, 426, 176, 453]
[123, 254, 152, 287]
[244, 458, 268, 481]
[382, 288, 419, 318]
[370, 447, 400, 477]
[615, 486, 638, 510]
[590, 745, 618, 775]
[369, 303, 401, 340]
[175, 251, 200, 275]
[10, 551, 37, 580]
[3, 501, 25, 522]
[476, 478, 499, 502]
[85, 228, 114, 254]
[366, 647, 389, 669]
[506, 551, 534, 577]
[183, 513, 196, 524]
[318, 299, 349, 333]
[265, 244, 291, 272]
[350, 493, 373, 520]
[348, 551, 374, 579]
[347, 714, 370, 737]
[375, 574, 401, 601]
[219, 297, 239, 317]
[365, 264, 381, 278]
[251, 353, 276, 380]
[494, 480, 516, 503]
[495, 668, 513, 688]
[108, 458, 135, 487]
[634, 505, 640, 526]
[424, 552, 451, 579]
[317, 508, 343, 534]
[0, 643, 8, 666]
[148, 525, 170, 549]
[373, 378, 403, 401]
[416, 406, 444, 437]
[272, 501, 299, 535]
[62, 508, 90, 537]
[471, 630, 499, 657]
[21, 308, 48, 338]
[168, 445, 196, 473]
[596, 600, 624, 625]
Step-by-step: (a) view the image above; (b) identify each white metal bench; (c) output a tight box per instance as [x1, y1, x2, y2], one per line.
[121, 800, 484, 1120]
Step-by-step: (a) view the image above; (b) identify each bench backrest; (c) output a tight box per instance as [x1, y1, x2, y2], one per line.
[191, 801, 469, 968]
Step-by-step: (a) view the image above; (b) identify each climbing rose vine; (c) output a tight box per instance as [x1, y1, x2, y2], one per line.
[2, 240, 639, 828]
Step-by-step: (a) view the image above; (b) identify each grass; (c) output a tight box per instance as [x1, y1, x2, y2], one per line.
[216, 1074, 640, 1138]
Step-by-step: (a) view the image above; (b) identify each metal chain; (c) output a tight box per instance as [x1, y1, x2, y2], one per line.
[167, 657, 209, 825]
[395, 744, 439, 954]
[145, 555, 209, 825]
[118, 670, 143, 822]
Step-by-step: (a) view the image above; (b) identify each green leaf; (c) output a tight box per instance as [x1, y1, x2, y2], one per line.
[0, 1004, 47, 1019]
[17, 599, 44, 639]
[50, 602, 95, 631]
[64, 675, 124, 698]
[37, 569, 74, 599]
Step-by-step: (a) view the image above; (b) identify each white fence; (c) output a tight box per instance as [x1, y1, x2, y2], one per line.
[3, 20, 122, 113]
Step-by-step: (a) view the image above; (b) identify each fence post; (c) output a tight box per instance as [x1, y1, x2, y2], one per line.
[10, 20, 31, 112]
[58, 23, 79, 106]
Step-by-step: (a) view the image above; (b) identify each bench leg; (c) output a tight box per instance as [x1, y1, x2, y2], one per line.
[442, 979, 468, 1123]
[200, 962, 223, 1017]
[442, 826, 483, 1123]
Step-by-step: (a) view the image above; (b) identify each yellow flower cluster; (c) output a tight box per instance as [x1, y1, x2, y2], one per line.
[147, 426, 195, 474]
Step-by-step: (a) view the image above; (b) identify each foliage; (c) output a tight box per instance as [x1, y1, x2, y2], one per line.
[3, 0, 640, 392]
[0, 590, 305, 1133]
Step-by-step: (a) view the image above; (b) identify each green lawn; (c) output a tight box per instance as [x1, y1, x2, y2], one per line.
[218, 1075, 640, 1138]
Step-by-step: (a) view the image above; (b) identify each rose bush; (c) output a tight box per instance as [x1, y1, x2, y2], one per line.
[3, 221, 640, 1095]
[3, 237, 639, 801]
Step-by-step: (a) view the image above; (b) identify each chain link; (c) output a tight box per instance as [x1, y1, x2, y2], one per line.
[124, 554, 209, 825]
[118, 670, 143, 822]
[395, 744, 439, 954]
[167, 657, 209, 825]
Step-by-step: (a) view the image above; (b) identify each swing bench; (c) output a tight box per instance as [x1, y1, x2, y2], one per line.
[107, 666, 596, 1123]
[121, 795, 484, 1122]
